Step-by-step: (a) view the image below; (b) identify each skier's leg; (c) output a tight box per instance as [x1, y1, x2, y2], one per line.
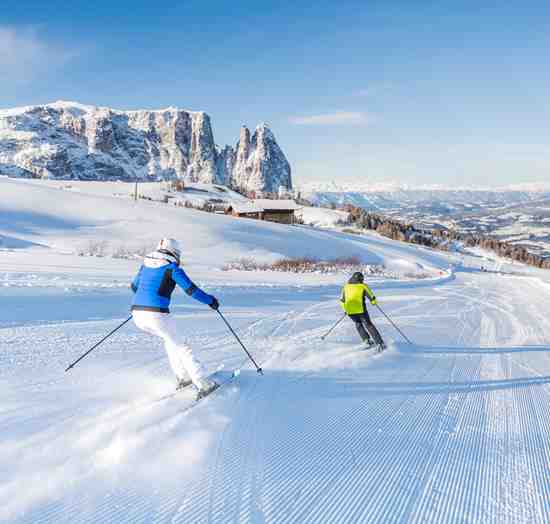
[155, 315, 208, 388]
[349, 314, 371, 343]
[362, 312, 384, 346]
[164, 342, 191, 381]
[133, 311, 205, 385]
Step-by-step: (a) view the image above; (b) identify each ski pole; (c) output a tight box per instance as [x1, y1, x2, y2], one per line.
[217, 310, 263, 375]
[320, 313, 347, 340]
[65, 315, 133, 372]
[375, 304, 413, 344]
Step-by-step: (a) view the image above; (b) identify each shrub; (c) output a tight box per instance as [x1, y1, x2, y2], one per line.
[223, 255, 375, 275]
[77, 240, 109, 257]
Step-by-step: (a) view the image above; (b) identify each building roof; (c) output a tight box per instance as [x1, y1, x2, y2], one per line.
[230, 199, 300, 214]
[253, 199, 301, 211]
[230, 202, 264, 214]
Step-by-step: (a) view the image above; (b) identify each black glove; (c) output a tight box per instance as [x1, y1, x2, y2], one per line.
[209, 297, 219, 310]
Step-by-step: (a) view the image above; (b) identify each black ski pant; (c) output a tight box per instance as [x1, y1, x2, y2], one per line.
[349, 311, 384, 346]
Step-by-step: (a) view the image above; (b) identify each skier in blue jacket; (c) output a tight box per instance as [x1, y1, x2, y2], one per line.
[131, 238, 220, 396]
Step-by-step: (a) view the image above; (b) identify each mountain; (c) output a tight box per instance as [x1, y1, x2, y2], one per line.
[230, 124, 292, 195]
[0, 101, 292, 194]
[299, 181, 550, 260]
[298, 181, 550, 215]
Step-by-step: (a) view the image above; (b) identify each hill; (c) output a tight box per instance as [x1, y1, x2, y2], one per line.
[1, 177, 550, 523]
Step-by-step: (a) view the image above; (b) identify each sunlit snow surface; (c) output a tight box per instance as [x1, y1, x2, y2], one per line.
[1, 178, 550, 523]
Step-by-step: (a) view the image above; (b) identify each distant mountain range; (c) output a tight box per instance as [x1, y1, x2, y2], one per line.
[298, 181, 550, 259]
[0, 101, 292, 195]
[298, 181, 550, 215]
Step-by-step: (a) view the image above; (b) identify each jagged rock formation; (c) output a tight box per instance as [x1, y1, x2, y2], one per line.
[0, 101, 292, 194]
[231, 124, 292, 195]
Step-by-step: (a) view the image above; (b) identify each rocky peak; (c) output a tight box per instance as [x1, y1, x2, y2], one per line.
[0, 101, 292, 193]
[230, 123, 291, 195]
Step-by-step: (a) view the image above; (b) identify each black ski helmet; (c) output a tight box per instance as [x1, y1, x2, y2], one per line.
[351, 271, 364, 283]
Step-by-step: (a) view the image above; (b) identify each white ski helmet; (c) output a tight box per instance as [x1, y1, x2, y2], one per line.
[157, 238, 182, 261]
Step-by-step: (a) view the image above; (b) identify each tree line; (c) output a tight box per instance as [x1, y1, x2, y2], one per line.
[341, 205, 550, 270]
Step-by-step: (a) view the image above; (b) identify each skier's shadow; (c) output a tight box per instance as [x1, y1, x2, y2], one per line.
[327, 375, 550, 397]
[396, 344, 550, 355]
[246, 370, 550, 399]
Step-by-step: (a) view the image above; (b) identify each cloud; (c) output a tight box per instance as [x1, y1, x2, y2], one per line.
[289, 112, 368, 126]
[0, 26, 75, 83]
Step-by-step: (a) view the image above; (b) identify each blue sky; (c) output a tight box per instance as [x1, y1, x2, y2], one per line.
[2, 1, 550, 187]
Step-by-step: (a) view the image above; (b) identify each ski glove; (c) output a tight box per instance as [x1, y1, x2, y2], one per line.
[370, 297, 377, 305]
[209, 297, 220, 310]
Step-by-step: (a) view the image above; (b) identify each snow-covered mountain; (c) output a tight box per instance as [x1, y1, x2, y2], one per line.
[0, 101, 292, 194]
[298, 181, 550, 213]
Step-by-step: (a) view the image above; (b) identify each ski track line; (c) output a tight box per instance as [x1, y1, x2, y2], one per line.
[407, 355, 486, 524]
[510, 358, 550, 522]
[499, 353, 540, 524]
[6, 270, 550, 522]
[354, 355, 480, 524]
[264, 354, 442, 523]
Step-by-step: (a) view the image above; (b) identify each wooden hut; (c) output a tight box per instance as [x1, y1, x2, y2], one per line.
[227, 200, 300, 224]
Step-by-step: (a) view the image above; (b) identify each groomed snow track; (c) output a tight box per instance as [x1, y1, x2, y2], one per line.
[2, 271, 550, 523]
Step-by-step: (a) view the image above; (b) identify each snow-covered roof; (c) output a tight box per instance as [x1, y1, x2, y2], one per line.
[230, 202, 265, 214]
[230, 199, 300, 214]
[252, 199, 301, 211]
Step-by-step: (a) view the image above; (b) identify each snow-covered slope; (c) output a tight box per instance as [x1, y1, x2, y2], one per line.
[0, 101, 291, 194]
[2, 177, 550, 523]
[0, 177, 454, 272]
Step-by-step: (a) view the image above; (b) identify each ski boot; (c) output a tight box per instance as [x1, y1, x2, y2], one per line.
[176, 377, 193, 391]
[364, 338, 375, 349]
[376, 341, 387, 353]
[196, 378, 220, 400]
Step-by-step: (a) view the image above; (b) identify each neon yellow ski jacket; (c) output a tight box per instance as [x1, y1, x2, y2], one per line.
[340, 282, 376, 314]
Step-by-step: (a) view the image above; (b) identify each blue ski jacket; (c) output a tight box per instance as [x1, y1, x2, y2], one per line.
[131, 250, 214, 313]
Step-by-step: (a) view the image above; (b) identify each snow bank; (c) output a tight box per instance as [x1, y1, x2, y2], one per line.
[300, 206, 349, 227]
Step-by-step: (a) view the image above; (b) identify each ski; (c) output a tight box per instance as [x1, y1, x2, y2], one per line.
[177, 369, 241, 414]
[361, 342, 387, 353]
[151, 367, 240, 406]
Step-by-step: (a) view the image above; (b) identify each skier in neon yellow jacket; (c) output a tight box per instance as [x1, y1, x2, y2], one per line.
[341, 272, 386, 350]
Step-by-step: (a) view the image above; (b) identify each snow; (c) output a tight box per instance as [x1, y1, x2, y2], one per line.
[301, 206, 349, 227]
[1, 177, 550, 523]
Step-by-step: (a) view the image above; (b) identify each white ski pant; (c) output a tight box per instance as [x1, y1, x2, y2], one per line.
[132, 310, 206, 388]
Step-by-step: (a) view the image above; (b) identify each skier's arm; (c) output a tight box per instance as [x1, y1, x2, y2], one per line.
[363, 284, 377, 304]
[340, 288, 346, 310]
[172, 266, 216, 306]
[130, 267, 143, 293]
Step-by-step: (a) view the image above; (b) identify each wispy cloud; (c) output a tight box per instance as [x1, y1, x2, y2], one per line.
[289, 112, 368, 126]
[0, 26, 75, 83]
